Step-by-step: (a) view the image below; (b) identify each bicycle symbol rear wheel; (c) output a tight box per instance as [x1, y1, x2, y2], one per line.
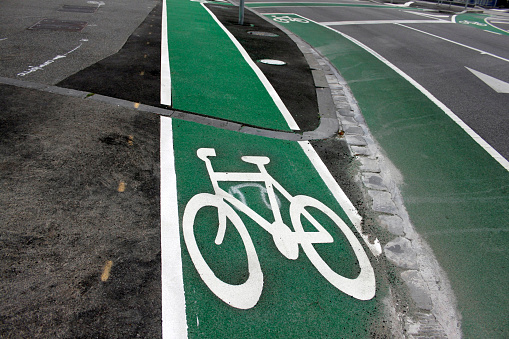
[182, 193, 264, 309]
[272, 16, 290, 23]
[290, 195, 376, 300]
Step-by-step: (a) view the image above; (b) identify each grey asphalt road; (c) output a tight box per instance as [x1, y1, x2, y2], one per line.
[0, 0, 159, 85]
[0, 1, 163, 337]
[335, 21, 509, 159]
[254, 2, 509, 160]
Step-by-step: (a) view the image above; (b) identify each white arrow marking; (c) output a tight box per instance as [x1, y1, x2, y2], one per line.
[466, 67, 509, 93]
[87, 1, 105, 7]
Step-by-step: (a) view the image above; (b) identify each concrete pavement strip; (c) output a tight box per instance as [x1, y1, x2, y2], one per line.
[0, 75, 338, 142]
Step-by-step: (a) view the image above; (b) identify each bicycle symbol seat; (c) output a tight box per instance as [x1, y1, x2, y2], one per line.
[182, 148, 376, 309]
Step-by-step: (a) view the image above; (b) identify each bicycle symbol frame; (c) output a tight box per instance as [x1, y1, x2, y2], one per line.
[182, 148, 376, 309]
[458, 20, 487, 26]
[271, 15, 309, 24]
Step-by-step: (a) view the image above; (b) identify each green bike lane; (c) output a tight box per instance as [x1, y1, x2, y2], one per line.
[454, 13, 509, 36]
[267, 13, 509, 338]
[162, 119, 387, 337]
[161, 0, 391, 337]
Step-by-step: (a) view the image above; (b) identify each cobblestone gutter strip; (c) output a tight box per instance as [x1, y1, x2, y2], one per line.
[253, 10, 462, 339]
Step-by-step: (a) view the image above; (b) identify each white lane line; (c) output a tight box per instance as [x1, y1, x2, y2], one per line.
[403, 10, 451, 19]
[395, 23, 509, 63]
[484, 30, 503, 35]
[161, 117, 188, 339]
[321, 19, 452, 26]
[485, 18, 509, 34]
[299, 141, 382, 257]
[201, 3, 300, 131]
[161, 0, 172, 106]
[322, 23, 509, 170]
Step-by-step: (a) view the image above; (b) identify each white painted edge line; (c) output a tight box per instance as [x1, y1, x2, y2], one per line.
[396, 23, 509, 63]
[263, 12, 299, 15]
[298, 140, 382, 257]
[161, 0, 172, 106]
[403, 10, 450, 19]
[323, 22, 509, 171]
[161, 117, 188, 338]
[484, 17, 509, 34]
[320, 19, 452, 26]
[201, 3, 300, 131]
[485, 30, 503, 35]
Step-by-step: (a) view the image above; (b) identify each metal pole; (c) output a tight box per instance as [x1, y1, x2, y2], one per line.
[239, 0, 245, 25]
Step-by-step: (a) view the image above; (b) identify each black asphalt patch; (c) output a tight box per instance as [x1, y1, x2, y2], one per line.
[0, 84, 161, 337]
[58, 1, 319, 132]
[57, 2, 163, 107]
[58, 5, 99, 13]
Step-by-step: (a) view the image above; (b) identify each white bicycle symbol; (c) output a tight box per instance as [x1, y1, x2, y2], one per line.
[271, 15, 309, 24]
[459, 20, 487, 27]
[182, 148, 376, 309]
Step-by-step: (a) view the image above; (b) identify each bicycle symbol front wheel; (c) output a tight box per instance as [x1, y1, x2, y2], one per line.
[182, 193, 263, 309]
[290, 195, 376, 300]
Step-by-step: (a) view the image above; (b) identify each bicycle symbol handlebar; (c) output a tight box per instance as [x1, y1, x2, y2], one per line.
[182, 148, 376, 309]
